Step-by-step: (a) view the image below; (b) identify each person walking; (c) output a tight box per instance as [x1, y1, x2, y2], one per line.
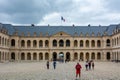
[46, 61, 49, 69]
[85, 61, 88, 71]
[53, 61, 56, 69]
[75, 62, 82, 79]
[92, 61, 95, 70]
[88, 61, 91, 70]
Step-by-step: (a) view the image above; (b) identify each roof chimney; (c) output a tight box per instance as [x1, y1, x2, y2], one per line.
[88, 24, 90, 27]
[72, 24, 75, 27]
[31, 24, 35, 27]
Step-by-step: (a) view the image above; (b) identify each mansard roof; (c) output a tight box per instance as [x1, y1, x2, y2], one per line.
[1, 23, 119, 37]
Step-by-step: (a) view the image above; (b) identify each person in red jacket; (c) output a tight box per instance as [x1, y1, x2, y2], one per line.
[75, 62, 82, 79]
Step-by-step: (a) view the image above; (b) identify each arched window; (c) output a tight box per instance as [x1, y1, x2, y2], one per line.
[80, 52, 84, 61]
[115, 38, 117, 46]
[2, 37, 4, 46]
[91, 52, 95, 60]
[91, 40, 95, 47]
[53, 52, 57, 61]
[11, 52, 15, 60]
[117, 37, 119, 45]
[21, 40, 25, 47]
[33, 40, 37, 47]
[21, 53, 25, 60]
[59, 40, 64, 47]
[7, 39, 9, 46]
[11, 39, 15, 47]
[86, 40, 89, 47]
[106, 39, 110, 46]
[106, 52, 111, 60]
[74, 40, 78, 47]
[39, 53, 43, 60]
[114, 38, 115, 46]
[0, 51, 1, 61]
[5, 38, 7, 46]
[0, 36, 1, 45]
[66, 52, 70, 61]
[97, 40, 101, 47]
[97, 52, 101, 60]
[33, 53, 37, 60]
[27, 53, 31, 60]
[45, 40, 49, 47]
[27, 40, 31, 47]
[45, 53, 49, 60]
[66, 40, 70, 47]
[111, 38, 113, 46]
[53, 40, 57, 47]
[119, 37, 120, 45]
[39, 40, 43, 47]
[74, 53, 78, 60]
[80, 40, 83, 47]
[86, 53, 89, 60]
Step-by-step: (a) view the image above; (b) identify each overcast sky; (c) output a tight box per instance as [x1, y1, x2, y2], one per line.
[0, 0, 120, 26]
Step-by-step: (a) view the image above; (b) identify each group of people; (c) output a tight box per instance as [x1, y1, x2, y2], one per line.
[75, 60, 95, 79]
[46, 60, 56, 69]
[46, 60, 95, 80]
[85, 60, 94, 71]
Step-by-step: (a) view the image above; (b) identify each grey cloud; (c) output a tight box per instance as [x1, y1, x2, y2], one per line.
[0, 0, 120, 25]
[105, 0, 120, 12]
[0, 0, 73, 24]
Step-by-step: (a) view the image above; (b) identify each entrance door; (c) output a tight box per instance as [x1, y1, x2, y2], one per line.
[59, 52, 64, 62]
[86, 53, 89, 61]
[53, 52, 57, 61]
[106, 52, 110, 60]
[66, 52, 70, 61]
[11, 53, 15, 60]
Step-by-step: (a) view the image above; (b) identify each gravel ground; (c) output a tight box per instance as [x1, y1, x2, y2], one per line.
[0, 61, 120, 80]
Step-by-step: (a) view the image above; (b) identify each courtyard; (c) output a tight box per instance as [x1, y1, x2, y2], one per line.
[0, 61, 120, 80]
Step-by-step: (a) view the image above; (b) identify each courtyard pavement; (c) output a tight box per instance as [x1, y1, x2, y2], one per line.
[0, 61, 120, 80]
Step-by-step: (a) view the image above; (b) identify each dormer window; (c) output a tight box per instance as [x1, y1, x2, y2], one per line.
[80, 32, 83, 37]
[118, 29, 120, 32]
[112, 31, 114, 35]
[34, 32, 37, 36]
[114, 29, 116, 34]
[2, 29, 4, 33]
[97, 32, 101, 36]
[74, 32, 78, 36]
[27, 32, 30, 36]
[117, 28, 119, 33]
[0, 29, 1, 32]
[6, 30, 8, 34]
[40, 32, 42, 36]
[92, 32, 94, 36]
[15, 32, 18, 35]
[13, 31, 18, 36]
[21, 32, 24, 36]
[86, 32, 89, 37]
[46, 32, 49, 36]
[104, 31, 107, 36]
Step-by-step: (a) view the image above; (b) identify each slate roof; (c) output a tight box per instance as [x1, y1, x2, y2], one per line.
[1, 23, 119, 37]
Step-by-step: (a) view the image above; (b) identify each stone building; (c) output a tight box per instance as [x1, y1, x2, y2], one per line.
[0, 23, 120, 62]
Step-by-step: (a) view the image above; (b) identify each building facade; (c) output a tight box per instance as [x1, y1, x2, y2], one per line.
[0, 23, 120, 62]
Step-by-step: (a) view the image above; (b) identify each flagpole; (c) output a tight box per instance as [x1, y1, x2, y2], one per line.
[61, 16, 62, 26]
[61, 16, 65, 26]
[61, 18, 62, 26]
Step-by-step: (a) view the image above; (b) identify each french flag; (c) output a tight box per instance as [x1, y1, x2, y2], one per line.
[61, 16, 65, 22]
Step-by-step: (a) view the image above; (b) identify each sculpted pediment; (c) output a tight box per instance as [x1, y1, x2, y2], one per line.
[51, 31, 71, 37]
